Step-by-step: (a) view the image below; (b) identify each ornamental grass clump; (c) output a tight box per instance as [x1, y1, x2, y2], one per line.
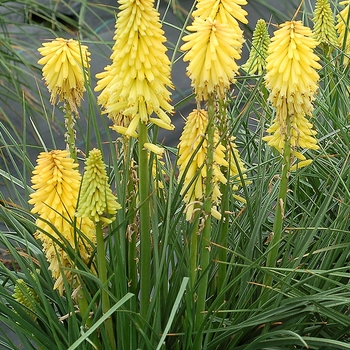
[29, 150, 96, 295]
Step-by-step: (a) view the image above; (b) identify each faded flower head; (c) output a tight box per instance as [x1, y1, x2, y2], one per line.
[313, 0, 338, 48]
[242, 19, 270, 75]
[336, 1, 350, 65]
[181, 18, 243, 101]
[95, 0, 174, 137]
[76, 148, 121, 223]
[38, 38, 90, 114]
[177, 109, 228, 221]
[29, 150, 96, 295]
[263, 21, 321, 161]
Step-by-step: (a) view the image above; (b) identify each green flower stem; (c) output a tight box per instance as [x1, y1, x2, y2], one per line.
[262, 115, 292, 300]
[96, 221, 116, 350]
[194, 95, 215, 341]
[138, 121, 151, 320]
[64, 103, 77, 162]
[189, 209, 200, 290]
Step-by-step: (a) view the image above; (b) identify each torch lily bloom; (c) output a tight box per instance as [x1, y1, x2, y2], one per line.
[29, 150, 96, 295]
[263, 21, 321, 161]
[242, 19, 270, 75]
[95, 0, 174, 137]
[336, 1, 350, 65]
[76, 148, 121, 224]
[177, 109, 228, 221]
[313, 0, 338, 48]
[181, 18, 243, 101]
[37, 38, 90, 114]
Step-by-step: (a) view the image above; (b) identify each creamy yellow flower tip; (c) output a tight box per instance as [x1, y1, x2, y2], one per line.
[313, 0, 338, 48]
[29, 150, 96, 295]
[76, 148, 121, 224]
[264, 21, 321, 159]
[177, 109, 227, 221]
[290, 159, 313, 171]
[336, 1, 350, 65]
[242, 19, 270, 75]
[95, 0, 174, 135]
[181, 17, 242, 101]
[193, 0, 248, 47]
[143, 142, 164, 156]
[38, 38, 90, 114]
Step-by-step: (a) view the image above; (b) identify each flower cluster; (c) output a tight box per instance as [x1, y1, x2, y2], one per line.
[336, 1, 350, 65]
[242, 19, 270, 75]
[263, 21, 321, 162]
[313, 0, 338, 48]
[37, 38, 90, 113]
[177, 109, 227, 220]
[29, 150, 96, 294]
[181, 0, 248, 100]
[76, 148, 121, 223]
[95, 0, 174, 137]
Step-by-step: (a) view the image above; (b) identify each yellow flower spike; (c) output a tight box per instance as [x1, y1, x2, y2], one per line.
[336, 1, 350, 65]
[181, 17, 243, 101]
[38, 38, 90, 114]
[76, 148, 121, 224]
[178, 109, 228, 221]
[95, 0, 174, 136]
[313, 0, 338, 48]
[242, 19, 270, 75]
[263, 21, 321, 160]
[29, 150, 96, 295]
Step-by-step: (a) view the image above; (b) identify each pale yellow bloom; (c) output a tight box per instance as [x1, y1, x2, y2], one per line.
[181, 18, 242, 101]
[95, 0, 174, 137]
[313, 0, 338, 47]
[336, 1, 350, 65]
[177, 109, 228, 221]
[29, 150, 96, 295]
[263, 21, 321, 161]
[38, 38, 90, 113]
[193, 0, 248, 47]
[143, 142, 164, 156]
[76, 149, 121, 224]
[242, 19, 270, 75]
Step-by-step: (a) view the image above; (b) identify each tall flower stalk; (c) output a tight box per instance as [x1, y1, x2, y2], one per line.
[262, 21, 321, 294]
[95, 0, 174, 323]
[38, 39, 90, 161]
[180, 0, 248, 344]
[76, 148, 121, 350]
